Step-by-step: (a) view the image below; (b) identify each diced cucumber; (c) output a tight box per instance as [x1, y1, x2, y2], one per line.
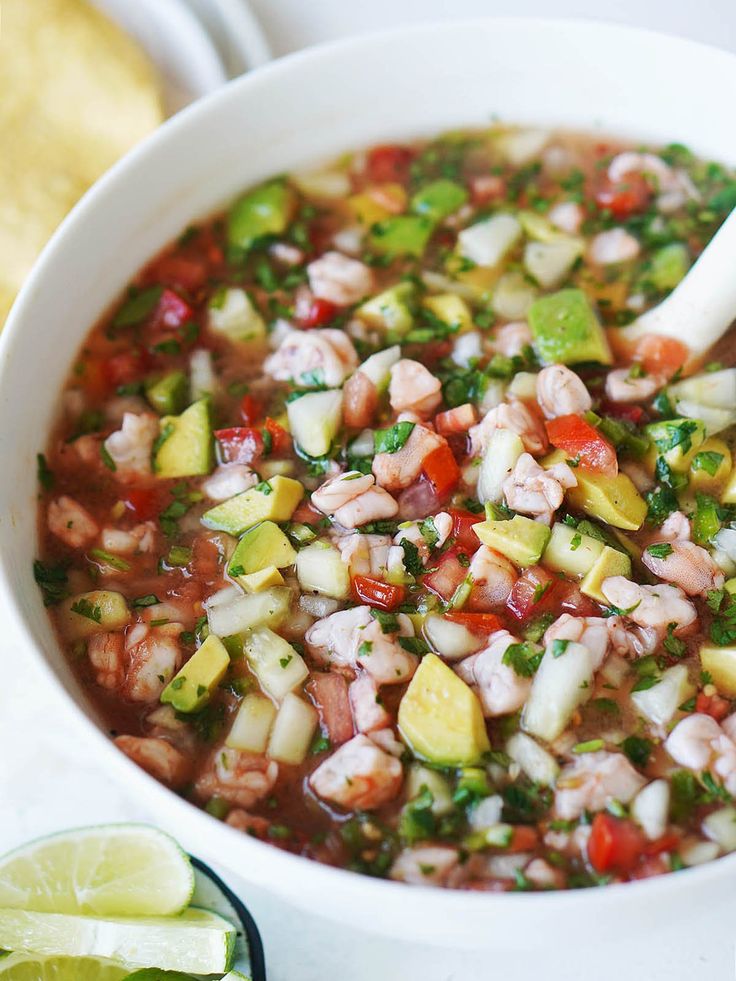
[357, 283, 416, 335]
[457, 214, 521, 268]
[477, 428, 524, 504]
[542, 522, 605, 578]
[267, 692, 318, 764]
[286, 390, 342, 457]
[358, 345, 401, 390]
[154, 399, 213, 479]
[296, 541, 351, 599]
[145, 371, 188, 416]
[205, 585, 291, 637]
[506, 371, 538, 401]
[631, 664, 693, 726]
[404, 765, 454, 816]
[506, 732, 560, 787]
[423, 613, 482, 661]
[243, 627, 309, 700]
[523, 238, 583, 289]
[59, 591, 131, 641]
[225, 693, 277, 753]
[669, 368, 736, 410]
[160, 634, 230, 713]
[492, 271, 538, 319]
[522, 641, 594, 742]
[208, 287, 266, 344]
[703, 806, 736, 852]
[202, 475, 304, 536]
[227, 180, 295, 250]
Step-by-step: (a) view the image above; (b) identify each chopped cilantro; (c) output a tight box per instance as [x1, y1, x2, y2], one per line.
[33, 560, 68, 606]
[70, 598, 102, 623]
[370, 608, 400, 634]
[502, 642, 543, 678]
[374, 421, 415, 454]
[692, 451, 724, 477]
[646, 542, 674, 559]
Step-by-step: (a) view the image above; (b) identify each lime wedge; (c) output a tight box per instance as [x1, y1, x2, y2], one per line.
[0, 907, 235, 975]
[121, 972, 197, 980]
[222, 973, 251, 980]
[0, 825, 193, 917]
[0, 953, 130, 980]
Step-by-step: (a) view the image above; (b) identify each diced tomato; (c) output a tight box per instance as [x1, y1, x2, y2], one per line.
[296, 295, 338, 328]
[123, 487, 161, 521]
[588, 812, 645, 874]
[102, 348, 148, 388]
[149, 288, 193, 332]
[291, 501, 323, 525]
[557, 581, 600, 618]
[506, 566, 556, 622]
[634, 334, 689, 379]
[444, 612, 504, 635]
[422, 442, 461, 497]
[594, 172, 652, 219]
[148, 255, 209, 293]
[469, 174, 506, 205]
[239, 394, 262, 426]
[447, 508, 484, 551]
[629, 855, 669, 880]
[365, 145, 415, 184]
[435, 403, 477, 436]
[644, 832, 680, 856]
[545, 414, 618, 477]
[696, 691, 732, 722]
[352, 575, 406, 611]
[307, 672, 354, 746]
[191, 536, 220, 581]
[507, 826, 539, 853]
[214, 427, 264, 465]
[263, 417, 291, 456]
[422, 546, 469, 602]
[598, 399, 645, 426]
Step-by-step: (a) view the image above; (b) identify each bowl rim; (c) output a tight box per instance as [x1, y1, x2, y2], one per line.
[4, 13, 736, 929]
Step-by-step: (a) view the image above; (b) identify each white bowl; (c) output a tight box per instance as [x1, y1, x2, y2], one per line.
[3, 17, 736, 949]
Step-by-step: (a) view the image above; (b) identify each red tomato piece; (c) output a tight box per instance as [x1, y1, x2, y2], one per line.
[634, 334, 689, 379]
[366, 145, 415, 184]
[595, 172, 651, 219]
[123, 488, 161, 521]
[239, 394, 262, 426]
[644, 832, 680, 856]
[422, 442, 461, 498]
[444, 612, 504, 635]
[296, 296, 338, 328]
[506, 566, 556, 621]
[352, 575, 406, 611]
[545, 414, 618, 477]
[434, 403, 477, 436]
[598, 399, 645, 426]
[696, 691, 731, 722]
[557, 581, 600, 618]
[148, 255, 209, 293]
[448, 508, 484, 551]
[588, 812, 646, 874]
[307, 672, 354, 746]
[102, 349, 148, 388]
[422, 546, 469, 602]
[149, 288, 193, 331]
[507, 826, 539, 853]
[214, 427, 264, 465]
[263, 417, 291, 456]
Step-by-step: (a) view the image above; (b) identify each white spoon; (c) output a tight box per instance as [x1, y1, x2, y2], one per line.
[621, 206, 736, 357]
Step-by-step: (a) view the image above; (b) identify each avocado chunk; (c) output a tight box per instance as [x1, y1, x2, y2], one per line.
[700, 644, 736, 697]
[648, 242, 690, 291]
[202, 475, 304, 536]
[690, 437, 732, 493]
[542, 450, 647, 530]
[59, 590, 131, 640]
[357, 282, 415, 334]
[528, 288, 612, 365]
[422, 292, 473, 332]
[237, 565, 285, 593]
[347, 191, 392, 227]
[411, 179, 468, 222]
[398, 653, 490, 765]
[161, 633, 230, 713]
[645, 418, 706, 473]
[227, 179, 296, 250]
[228, 520, 297, 578]
[542, 522, 605, 578]
[473, 514, 551, 567]
[368, 215, 434, 258]
[154, 398, 213, 479]
[580, 545, 632, 603]
[145, 371, 188, 416]
[286, 389, 342, 457]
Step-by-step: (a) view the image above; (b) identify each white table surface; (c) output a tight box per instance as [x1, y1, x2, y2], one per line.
[3, 2, 736, 978]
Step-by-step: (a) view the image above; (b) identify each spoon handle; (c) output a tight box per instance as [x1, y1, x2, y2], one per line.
[623, 207, 736, 354]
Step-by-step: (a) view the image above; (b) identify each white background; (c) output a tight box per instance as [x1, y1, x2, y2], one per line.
[2, 2, 736, 978]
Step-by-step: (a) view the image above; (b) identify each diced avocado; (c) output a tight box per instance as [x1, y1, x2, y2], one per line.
[580, 545, 632, 603]
[286, 389, 342, 457]
[358, 345, 401, 390]
[648, 242, 690, 291]
[296, 541, 351, 599]
[208, 287, 266, 344]
[542, 522, 605, 578]
[542, 450, 647, 530]
[161, 634, 230, 713]
[202, 475, 304, 536]
[357, 283, 415, 334]
[700, 644, 736, 697]
[227, 179, 296, 250]
[368, 215, 434, 258]
[422, 293, 473, 332]
[528, 288, 612, 365]
[228, 520, 297, 579]
[690, 437, 732, 493]
[645, 417, 706, 472]
[347, 192, 392, 227]
[237, 566, 285, 593]
[145, 371, 188, 416]
[59, 590, 131, 640]
[411, 179, 468, 221]
[725, 578, 736, 596]
[398, 653, 490, 766]
[154, 398, 213, 479]
[473, 514, 551, 567]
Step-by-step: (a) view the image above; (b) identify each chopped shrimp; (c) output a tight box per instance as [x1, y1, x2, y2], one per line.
[607, 151, 697, 212]
[305, 605, 373, 669]
[270, 241, 304, 266]
[642, 540, 724, 597]
[604, 367, 665, 403]
[349, 674, 391, 733]
[620, 460, 654, 494]
[588, 228, 641, 265]
[368, 727, 405, 757]
[524, 858, 565, 889]
[357, 617, 418, 685]
[554, 751, 646, 820]
[544, 614, 610, 670]
[101, 522, 157, 556]
[115, 735, 191, 788]
[372, 425, 444, 491]
[225, 809, 272, 838]
[536, 365, 592, 419]
[604, 615, 659, 659]
[468, 546, 517, 608]
[393, 511, 453, 564]
[88, 632, 125, 689]
[202, 464, 257, 501]
[312, 471, 374, 512]
[311, 471, 398, 529]
[389, 360, 442, 418]
[435, 403, 477, 435]
[196, 747, 279, 808]
[48, 496, 99, 549]
[335, 533, 391, 578]
[390, 846, 460, 886]
[121, 622, 182, 702]
[601, 577, 697, 632]
[469, 400, 548, 457]
[264, 328, 358, 387]
[306, 250, 374, 306]
[103, 412, 159, 479]
[309, 734, 403, 810]
[548, 201, 584, 234]
[503, 453, 572, 523]
[666, 714, 736, 796]
[491, 321, 532, 357]
[343, 370, 378, 429]
[660, 511, 692, 542]
[457, 629, 531, 717]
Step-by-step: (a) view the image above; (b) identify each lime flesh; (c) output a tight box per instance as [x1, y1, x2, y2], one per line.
[0, 954, 130, 981]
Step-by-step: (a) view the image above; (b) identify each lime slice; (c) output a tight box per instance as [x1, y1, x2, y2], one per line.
[0, 953, 130, 981]
[0, 907, 235, 975]
[0, 825, 193, 917]
[222, 973, 251, 980]
[121, 972, 197, 980]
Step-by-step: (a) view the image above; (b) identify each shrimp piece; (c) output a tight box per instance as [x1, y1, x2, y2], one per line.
[312, 471, 398, 529]
[48, 496, 99, 549]
[196, 747, 279, 809]
[349, 674, 391, 733]
[103, 412, 159, 479]
[604, 615, 659, 659]
[312, 471, 374, 513]
[503, 453, 570, 523]
[270, 241, 304, 266]
[491, 321, 532, 357]
[343, 370, 378, 429]
[357, 617, 418, 685]
[333, 487, 398, 529]
[264, 328, 358, 387]
[335, 533, 392, 578]
[524, 858, 566, 889]
[88, 632, 125, 689]
[393, 511, 453, 564]
[369, 727, 405, 757]
[225, 810, 272, 838]
[554, 751, 646, 820]
[306, 251, 374, 306]
[608, 151, 697, 213]
[457, 629, 531, 717]
[309, 734, 403, 810]
[115, 735, 191, 788]
[548, 201, 584, 234]
[660, 511, 692, 542]
[202, 464, 257, 501]
[305, 605, 373, 669]
[642, 540, 724, 597]
[536, 365, 592, 419]
[121, 622, 182, 702]
[469, 400, 548, 457]
[588, 229, 641, 265]
[435, 403, 477, 435]
[467, 546, 516, 608]
[101, 522, 157, 556]
[372, 425, 444, 492]
[604, 367, 665, 403]
[390, 846, 460, 887]
[666, 714, 736, 796]
[544, 614, 610, 670]
[601, 577, 697, 632]
[389, 360, 442, 418]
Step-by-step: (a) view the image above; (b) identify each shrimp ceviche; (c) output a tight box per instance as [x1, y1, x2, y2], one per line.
[35, 126, 736, 892]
